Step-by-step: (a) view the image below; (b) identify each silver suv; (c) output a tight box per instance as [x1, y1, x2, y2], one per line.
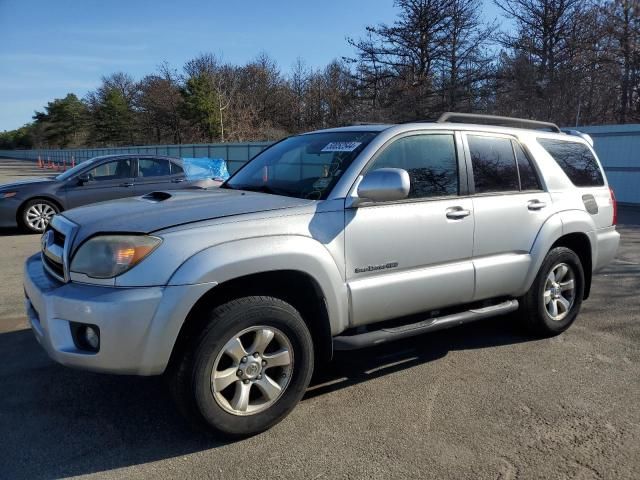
[24, 113, 620, 437]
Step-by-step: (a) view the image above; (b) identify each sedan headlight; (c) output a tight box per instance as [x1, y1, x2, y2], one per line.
[71, 235, 162, 279]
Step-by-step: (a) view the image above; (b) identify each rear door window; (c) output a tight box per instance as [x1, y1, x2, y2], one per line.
[468, 135, 519, 193]
[537, 139, 604, 187]
[513, 142, 541, 190]
[171, 161, 184, 175]
[138, 158, 171, 177]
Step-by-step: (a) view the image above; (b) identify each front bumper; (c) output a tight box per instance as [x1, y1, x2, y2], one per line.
[0, 197, 20, 228]
[23, 253, 215, 375]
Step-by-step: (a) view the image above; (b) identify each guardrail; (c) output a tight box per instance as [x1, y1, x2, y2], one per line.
[0, 142, 273, 174]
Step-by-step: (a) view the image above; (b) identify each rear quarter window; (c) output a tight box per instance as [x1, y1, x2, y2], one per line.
[537, 139, 604, 187]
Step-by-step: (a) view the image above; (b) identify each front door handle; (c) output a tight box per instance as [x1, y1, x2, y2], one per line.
[446, 207, 471, 220]
[120, 182, 134, 187]
[171, 178, 185, 183]
[528, 199, 547, 211]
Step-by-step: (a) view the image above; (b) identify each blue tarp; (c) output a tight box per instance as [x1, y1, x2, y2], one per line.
[182, 157, 230, 181]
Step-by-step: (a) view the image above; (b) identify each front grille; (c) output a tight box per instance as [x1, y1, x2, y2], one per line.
[43, 253, 64, 278]
[52, 228, 66, 247]
[41, 216, 76, 283]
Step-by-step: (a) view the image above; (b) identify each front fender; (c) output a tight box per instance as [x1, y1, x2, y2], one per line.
[168, 235, 349, 334]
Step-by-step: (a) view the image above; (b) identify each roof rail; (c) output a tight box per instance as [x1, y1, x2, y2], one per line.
[437, 112, 561, 133]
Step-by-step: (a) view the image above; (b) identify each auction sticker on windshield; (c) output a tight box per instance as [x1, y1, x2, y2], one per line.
[321, 141, 362, 152]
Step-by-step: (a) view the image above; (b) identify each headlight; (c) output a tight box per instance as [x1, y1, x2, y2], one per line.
[70, 235, 162, 279]
[1, 192, 17, 199]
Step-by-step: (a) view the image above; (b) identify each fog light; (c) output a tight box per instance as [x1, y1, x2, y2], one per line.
[70, 322, 100, 352]
[84, 326, 100, 350]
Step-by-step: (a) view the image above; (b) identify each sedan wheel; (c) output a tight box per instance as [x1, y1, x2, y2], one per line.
[22, 200, 59, 233]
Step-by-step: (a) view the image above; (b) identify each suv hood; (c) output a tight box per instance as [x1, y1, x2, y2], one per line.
[62, 188, 314, 247]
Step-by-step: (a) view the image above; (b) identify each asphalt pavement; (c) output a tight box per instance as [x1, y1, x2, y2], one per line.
[0, 157, 638, 479]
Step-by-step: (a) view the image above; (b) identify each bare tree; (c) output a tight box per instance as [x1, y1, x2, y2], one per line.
[138, 62, 185, 143]
[492, 0, 608, 124]
[605, 0, 640, 122]
[440, 0, 497, 111]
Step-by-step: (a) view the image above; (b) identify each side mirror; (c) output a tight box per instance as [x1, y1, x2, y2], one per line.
[77, 173, 91, 185]
[352, 168, 410, 206]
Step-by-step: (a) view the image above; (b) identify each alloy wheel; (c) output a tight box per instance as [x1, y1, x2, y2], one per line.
[543, 262, 576, 321]
[211, 326, 294, 416]
[25, 203, 56, 232]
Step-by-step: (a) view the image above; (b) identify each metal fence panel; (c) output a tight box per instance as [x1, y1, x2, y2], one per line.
[0, 142, 273, 171]
[577, 125, 640, 205]
[7, 130, 636, 205]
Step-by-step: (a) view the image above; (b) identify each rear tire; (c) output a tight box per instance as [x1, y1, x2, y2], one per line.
[519, 247, 585, 336]
[20, 199, 59, 233]
[168, 296, 314, 438]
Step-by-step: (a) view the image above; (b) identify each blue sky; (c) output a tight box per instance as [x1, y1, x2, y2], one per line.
[0, 0, 505, 131]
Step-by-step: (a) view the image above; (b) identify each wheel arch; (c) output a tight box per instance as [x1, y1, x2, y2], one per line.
[16, 196, 64, 227]
[525, 211, 595, 299]
[550, 232, 593, 299]
[166, 270, 334, 375]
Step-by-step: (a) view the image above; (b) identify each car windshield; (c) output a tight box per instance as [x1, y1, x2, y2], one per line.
[55, 157, 100, 181]
[223, 131, 379, 199]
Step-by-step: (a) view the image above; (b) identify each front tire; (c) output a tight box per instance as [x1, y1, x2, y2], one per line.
[169, 296, 314, 437]
[519, 247, 585, 336]
[20, 199, 59, 233]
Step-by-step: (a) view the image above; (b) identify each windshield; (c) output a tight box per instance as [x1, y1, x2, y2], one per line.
[224, 131, 379, 199]
[55, 157, 99, 181]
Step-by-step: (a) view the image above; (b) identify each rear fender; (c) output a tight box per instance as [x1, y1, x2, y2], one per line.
[519, 210, 596, 296]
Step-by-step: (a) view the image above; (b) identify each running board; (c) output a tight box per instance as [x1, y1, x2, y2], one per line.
[333, 299, 519, 351]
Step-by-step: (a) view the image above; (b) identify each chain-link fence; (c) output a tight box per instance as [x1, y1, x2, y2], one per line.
[0, 142, 273, 174]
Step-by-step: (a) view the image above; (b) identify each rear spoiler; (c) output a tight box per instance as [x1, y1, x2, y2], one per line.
[560, 129, 594, 147]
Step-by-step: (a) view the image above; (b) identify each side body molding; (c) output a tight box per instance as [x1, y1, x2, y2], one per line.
[518, 210, 596, 296]
[168, 235, 349, 335]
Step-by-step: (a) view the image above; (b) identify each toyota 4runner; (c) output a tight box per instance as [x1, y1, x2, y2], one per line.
[24, 113, 620, 437]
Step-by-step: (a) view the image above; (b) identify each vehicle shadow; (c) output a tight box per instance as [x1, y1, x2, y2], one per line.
[0, 227, 28, 237]
[0, 315, 529, 479]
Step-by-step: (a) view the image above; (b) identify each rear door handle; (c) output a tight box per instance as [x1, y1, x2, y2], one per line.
[446, 207, 471, 220]
[120, 182, 134, 187]
[528, 200, 547, 211]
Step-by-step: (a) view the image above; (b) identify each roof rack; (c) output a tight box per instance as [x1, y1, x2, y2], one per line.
[437, 112, 561, 133]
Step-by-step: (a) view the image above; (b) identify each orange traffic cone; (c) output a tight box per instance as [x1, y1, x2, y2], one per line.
[37, 156, 42, 168]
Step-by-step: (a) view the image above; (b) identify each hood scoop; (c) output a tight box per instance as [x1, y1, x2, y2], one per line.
[141, 191, 173, 202]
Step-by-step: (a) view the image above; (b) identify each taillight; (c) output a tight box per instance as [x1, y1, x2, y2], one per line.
[610, 187, 617, 226]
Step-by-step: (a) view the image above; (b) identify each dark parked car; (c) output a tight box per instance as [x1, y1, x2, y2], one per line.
[0, 154, 220, 233]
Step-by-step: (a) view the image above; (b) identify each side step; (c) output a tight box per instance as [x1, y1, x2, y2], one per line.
[333, 299, 519, 351]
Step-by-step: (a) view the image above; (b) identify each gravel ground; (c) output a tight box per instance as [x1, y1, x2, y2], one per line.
[0, 157, 638, 480]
